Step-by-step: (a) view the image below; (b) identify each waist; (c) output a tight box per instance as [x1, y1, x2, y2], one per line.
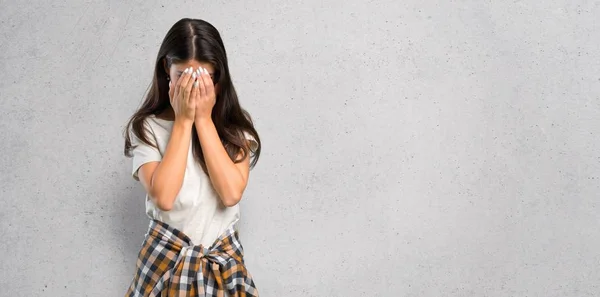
[126, 219, 258, 296]
[147, 201, 240, 246]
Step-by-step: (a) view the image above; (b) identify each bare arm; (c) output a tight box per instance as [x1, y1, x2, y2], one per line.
[138, 120, 193, 211]
[195, 118, 251, 207]
[137, 66, 198, 211]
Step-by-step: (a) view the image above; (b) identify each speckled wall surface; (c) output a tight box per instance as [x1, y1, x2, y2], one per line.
[1, 1, 599, 296]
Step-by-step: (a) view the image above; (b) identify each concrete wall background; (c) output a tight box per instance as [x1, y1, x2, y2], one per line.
[1, 1, 599, 296]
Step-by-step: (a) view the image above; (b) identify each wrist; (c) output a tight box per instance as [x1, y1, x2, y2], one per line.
[194, 116, 213, 126]
[174, 118, 194, 130]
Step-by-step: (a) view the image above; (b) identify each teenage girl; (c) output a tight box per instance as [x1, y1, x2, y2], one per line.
[123, 18, 261, 296]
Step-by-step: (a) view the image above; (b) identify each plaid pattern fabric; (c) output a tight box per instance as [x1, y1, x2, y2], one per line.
[125, 219, 259, 297]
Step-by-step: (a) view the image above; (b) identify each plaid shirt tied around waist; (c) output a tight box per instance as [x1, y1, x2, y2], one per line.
[125, 219, 259, 297]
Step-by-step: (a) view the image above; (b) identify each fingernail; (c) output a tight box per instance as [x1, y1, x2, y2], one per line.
[194, 81, 199, 87]
[192, 72, 197, 78]
[203, 68, 208, 74]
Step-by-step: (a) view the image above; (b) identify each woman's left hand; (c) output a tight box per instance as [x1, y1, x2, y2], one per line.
[194, 67, 217, 121]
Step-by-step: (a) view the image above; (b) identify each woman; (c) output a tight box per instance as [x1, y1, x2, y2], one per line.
[123, 18, 261, 296]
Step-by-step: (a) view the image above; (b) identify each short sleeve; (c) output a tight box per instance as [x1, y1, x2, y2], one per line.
[130, 121, 163, 181]
[243, 131, 259, 152]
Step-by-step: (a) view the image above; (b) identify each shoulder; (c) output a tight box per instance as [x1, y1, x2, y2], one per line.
[128, 116, 158, 134]
[145, 115, 164, 130]
[129, 115, 171, 146]
[143, 115, 173, 137]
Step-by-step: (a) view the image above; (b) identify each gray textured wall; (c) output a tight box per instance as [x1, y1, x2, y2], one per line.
[1, 1, 599, 296]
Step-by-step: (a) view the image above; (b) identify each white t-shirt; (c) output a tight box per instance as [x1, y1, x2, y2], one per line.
[130, 115, 257, 247]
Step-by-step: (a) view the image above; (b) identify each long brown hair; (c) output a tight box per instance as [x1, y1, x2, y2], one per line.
[123, 18, 261, 174]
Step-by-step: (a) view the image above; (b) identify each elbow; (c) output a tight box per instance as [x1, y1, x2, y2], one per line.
[156, 201, 174, 211]
[218, 183, 246, 207]
[221, 192, 242, 207]
[151, 193, 175, 211]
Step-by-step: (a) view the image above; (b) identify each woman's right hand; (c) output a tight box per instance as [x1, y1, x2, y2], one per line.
[169, 67, 198, 124]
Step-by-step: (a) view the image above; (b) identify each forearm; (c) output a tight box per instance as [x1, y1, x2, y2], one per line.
[150, 120, 193, 210]
[194, 118, 244, 206]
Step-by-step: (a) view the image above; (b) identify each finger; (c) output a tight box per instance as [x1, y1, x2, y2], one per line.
[202, 67, 215, 95]
[183, 70, 197, 102]
[194, 67, 203, 102]
[178, 67, 194, 96]
[172, 77, 180, 101]
[168, 80, 174, 102]
[194, 67, 203, 86]
[173, 69, 185, 100]
[191, 77, 199, 105]
[197, 68, 207, 98]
